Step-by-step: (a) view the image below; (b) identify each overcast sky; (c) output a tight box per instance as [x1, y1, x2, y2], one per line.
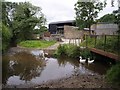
[6, 0, 118, 25]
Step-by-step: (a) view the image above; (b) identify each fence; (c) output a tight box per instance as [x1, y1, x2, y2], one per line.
[85, 35, 120, 55]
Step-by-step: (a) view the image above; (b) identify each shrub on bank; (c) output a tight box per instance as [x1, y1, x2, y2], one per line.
[55, 44, 67, 56]
[106, 63, 120, 85]
[55, 44, 80, 58]
[66, 45, 80, 58]
[80, 48, 92, 59]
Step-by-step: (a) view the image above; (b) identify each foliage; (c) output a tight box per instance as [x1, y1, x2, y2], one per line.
[80, 35, 120, 54]
[80, 36, 95, 48]
[2, 1, 17, 27]
[55, 44, 80, 58]
[0, 23, 2, 53]
[74, 1, 104, 32]
[2, 1, 46, 46]
[97, 14, 116, 23]
[1, 23, 12, 53]
[95, 36, 119, 54]
[66, 45, 80, 58]
[18, 40, 56, 48]
[103, 0, 120, 34]
[80, 48, 92, 59]
[33, 26, 48, 34]
[55, 44, 67, 56]
[113, 10, 120, 34]
[12, 2, 46, 41]
[106, 63, 120, 85]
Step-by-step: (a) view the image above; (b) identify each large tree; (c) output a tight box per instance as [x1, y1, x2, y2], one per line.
[74, 0, 104, 35]
[12, 2, 46, 43]
[2, 1, 46, 46]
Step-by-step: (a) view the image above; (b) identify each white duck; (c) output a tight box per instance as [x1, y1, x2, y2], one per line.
[79, 56, 86, 63]
[88, 58, 94, 64]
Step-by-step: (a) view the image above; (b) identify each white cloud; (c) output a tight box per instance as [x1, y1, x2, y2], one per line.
[29, 0, 77, 24]
[98, 0, 118, 18]
[5, 0, 118, 25]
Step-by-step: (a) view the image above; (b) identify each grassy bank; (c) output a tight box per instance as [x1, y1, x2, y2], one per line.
[106, 62, 120, 86]
[18, 40, 56, 48]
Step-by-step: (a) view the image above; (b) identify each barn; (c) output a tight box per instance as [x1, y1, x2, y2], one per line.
[48, 20, 76, 34]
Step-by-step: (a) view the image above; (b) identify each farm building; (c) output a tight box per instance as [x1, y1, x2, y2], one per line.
[49, 20, 76, 34]
[91, 22, 118, 35]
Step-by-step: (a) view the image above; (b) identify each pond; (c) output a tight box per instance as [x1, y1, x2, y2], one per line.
[2, 48, 110, 88]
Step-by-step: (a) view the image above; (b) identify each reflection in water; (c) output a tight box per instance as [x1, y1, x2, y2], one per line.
[57, 56, 80, 68]
[2, 51, 46, 85]
[83, 61, 110, 75]
[2, 49, 111, 88]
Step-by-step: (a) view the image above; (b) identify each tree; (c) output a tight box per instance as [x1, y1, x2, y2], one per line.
[2, 1, 46, 46]
[74, 0, 104, 35]
[97, 14, 116, 23]
[12, 2, 46, 42]
[113, 9, 120, 34]
[2, 1, 17, 28]
[1, 23, 12, 53]
[33, 26, 48, 34]
[104, 0, 120, 34]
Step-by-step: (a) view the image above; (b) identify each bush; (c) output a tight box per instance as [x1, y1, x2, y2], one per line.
[80, 48, 92, 59]
[66, 45, 80, 58]
[55, 44, 67, 56]
[55, 44, 80, 58]
[2, 24, 12, 53]
[106, 63, 120, 85]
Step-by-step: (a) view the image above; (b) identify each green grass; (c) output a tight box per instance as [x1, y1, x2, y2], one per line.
[18, 40, 56, 48]
[106, 63, 120, 86]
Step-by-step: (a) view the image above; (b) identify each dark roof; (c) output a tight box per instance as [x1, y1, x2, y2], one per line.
[49, 20, 75, 24]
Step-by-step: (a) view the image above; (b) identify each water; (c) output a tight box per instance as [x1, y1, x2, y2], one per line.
[2, 48, 110, 88]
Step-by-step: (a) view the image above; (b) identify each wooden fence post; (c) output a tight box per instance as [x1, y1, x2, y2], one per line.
[94, 35, 97, 47]
[104, 35, 106, 51]
[86, 35, 87, 48]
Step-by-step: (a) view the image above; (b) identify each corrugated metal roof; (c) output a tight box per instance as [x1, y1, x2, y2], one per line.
[49, 20, 75, 24]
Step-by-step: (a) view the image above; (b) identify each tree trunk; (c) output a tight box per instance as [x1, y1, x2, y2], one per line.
[10, 35, 17, 47]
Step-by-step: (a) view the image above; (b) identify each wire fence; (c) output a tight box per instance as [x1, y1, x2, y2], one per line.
[85, 35, 120, 55]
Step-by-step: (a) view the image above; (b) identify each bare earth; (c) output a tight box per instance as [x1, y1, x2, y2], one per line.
[34, 74, 120, 89]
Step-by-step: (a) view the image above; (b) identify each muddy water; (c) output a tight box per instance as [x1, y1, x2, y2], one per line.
[2, 48, 110, 88]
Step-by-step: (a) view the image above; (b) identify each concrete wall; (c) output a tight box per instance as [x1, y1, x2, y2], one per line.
[64, 25, 83, 39]
[91, 23, 118, 35]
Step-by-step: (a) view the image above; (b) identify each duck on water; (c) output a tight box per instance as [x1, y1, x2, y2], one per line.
[79, 56, 94, 64]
